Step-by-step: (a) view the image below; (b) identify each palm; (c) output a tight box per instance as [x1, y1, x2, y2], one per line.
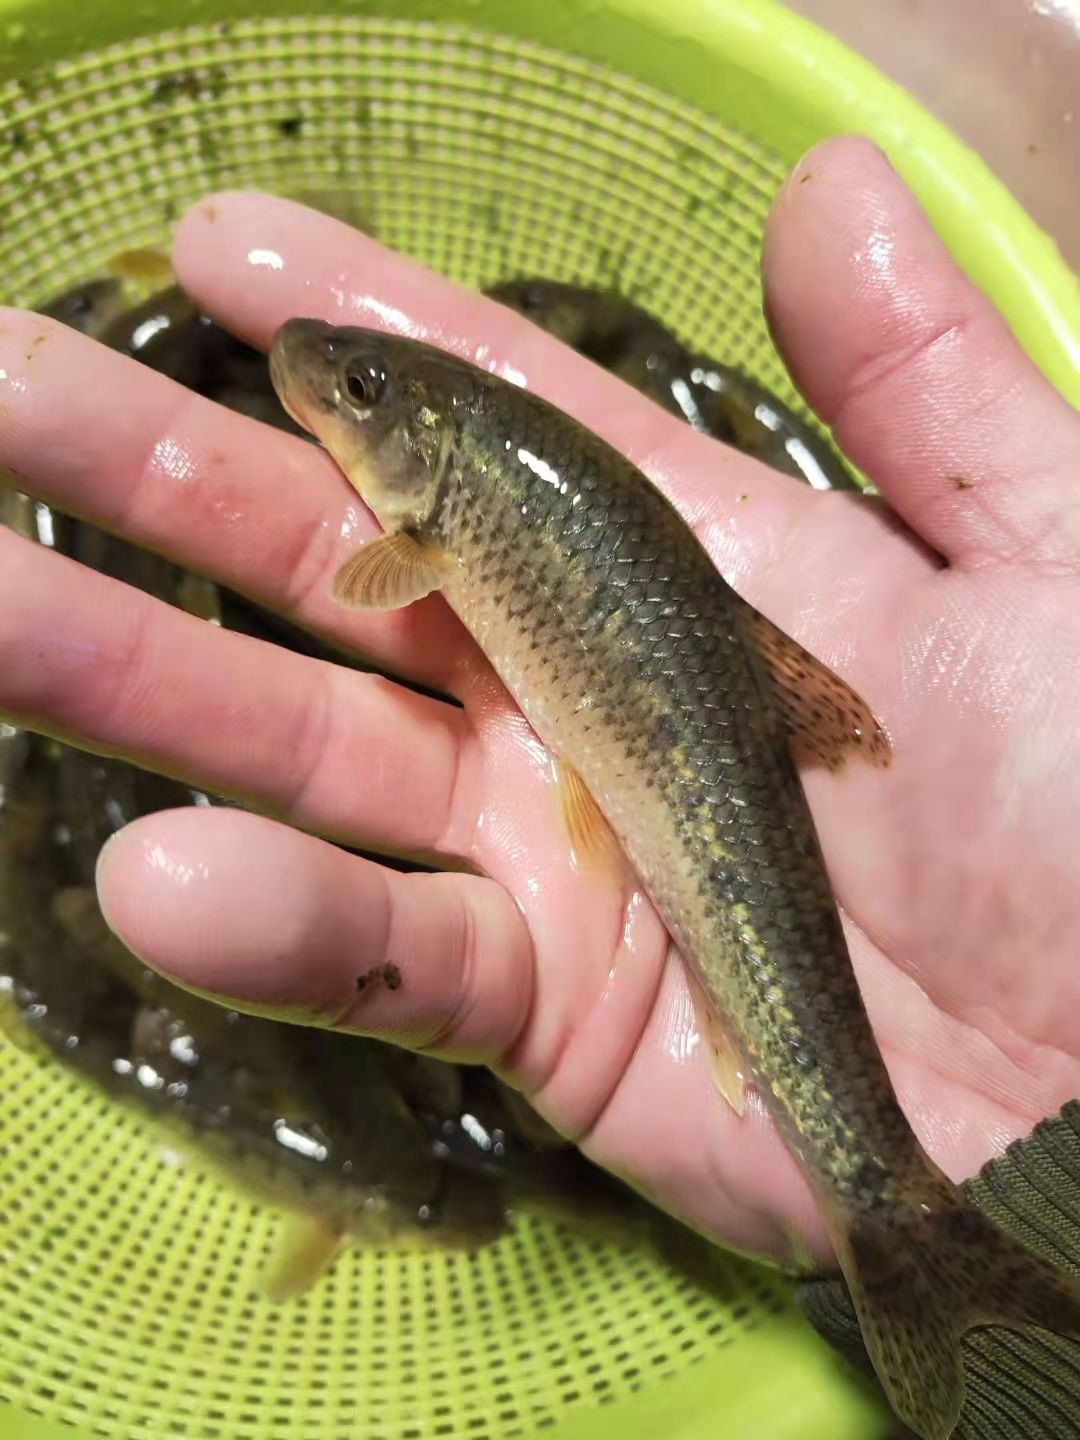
[1, 138, 1077, 1269]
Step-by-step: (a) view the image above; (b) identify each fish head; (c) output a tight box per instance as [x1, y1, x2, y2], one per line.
[486, 279, 681, 387]
[485, 277, 602, 347]
[270, 318, 476, 532]
[38, 277, 128, 338]
[486, 276, 658, 354]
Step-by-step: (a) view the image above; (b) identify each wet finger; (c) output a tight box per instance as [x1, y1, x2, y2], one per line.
[763, 135, 1080, 570]
[0, 527, 476, 860]
[0, 309, 469, 693]
[96, 806, 533, 1063]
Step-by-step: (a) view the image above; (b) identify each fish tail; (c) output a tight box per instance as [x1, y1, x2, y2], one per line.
[833, 1189, 1080, 1440]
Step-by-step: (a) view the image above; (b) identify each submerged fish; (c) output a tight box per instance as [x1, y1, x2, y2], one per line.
[282, 186, 375, 236]
[99, 283, 307, 436]
[485, 277, 856, 491]
[270, 318, 1080, 1438]
[36, 276, 128, 336]
[4, 487, 452, 1283]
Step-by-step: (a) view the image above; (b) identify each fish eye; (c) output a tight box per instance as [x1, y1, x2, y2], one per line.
[343, 359, 386, 407]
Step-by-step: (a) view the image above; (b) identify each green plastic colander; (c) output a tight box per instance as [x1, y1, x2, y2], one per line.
[1, 4, 1077, 1439]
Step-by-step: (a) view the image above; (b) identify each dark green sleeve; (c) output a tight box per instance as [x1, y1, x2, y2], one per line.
[798, 1101, 1080, 1438]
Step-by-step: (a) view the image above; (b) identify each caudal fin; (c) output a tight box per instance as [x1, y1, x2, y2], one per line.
[835, 1198, 1080, 1440]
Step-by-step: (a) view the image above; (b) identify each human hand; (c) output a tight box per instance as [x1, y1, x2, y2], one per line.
[2, 136, 1077, 1268]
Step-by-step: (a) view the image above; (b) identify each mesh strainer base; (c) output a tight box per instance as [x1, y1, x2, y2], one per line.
[0, 1029, 883, 1440]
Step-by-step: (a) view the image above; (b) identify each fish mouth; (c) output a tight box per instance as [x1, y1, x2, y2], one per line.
[269, 318, 343, 438]
[268, 341, 314, 435]
[280, 389, 312, 434]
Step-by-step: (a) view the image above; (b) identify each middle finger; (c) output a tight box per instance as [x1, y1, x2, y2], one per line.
[0, 525, 474, 860]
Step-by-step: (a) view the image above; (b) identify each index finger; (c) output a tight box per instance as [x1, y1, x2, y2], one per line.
[172, 191, 818, 550]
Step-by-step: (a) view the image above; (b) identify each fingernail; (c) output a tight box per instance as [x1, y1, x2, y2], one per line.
[94, 830, 122, 926]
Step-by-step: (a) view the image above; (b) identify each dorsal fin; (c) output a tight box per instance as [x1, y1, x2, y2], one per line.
[738, 608, 890, 770]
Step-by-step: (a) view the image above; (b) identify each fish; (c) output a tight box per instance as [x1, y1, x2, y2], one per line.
[282, 185, 375, 235]
[98, 284, 208, 386]
[270, 316, 1080, 1438]
[485, 277, 857, 491]
[98, 283, 307, 437]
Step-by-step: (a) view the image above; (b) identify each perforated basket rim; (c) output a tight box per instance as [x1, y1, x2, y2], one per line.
[0, 0, 1077, 400]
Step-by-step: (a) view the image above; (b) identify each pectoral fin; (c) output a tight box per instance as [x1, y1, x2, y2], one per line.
[687, 972, 746, 1116]
[106, 247, 174, 293]
[551, 755, 622, 877]
[331, 532, 451, 611]
[259, 1213, 345, 1304]
[740, 609, 890, 770]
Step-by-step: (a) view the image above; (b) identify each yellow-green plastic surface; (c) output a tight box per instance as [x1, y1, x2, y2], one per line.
[0, 3, 1076, 1439]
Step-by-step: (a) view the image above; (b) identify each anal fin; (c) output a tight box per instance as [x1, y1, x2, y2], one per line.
[551, 755, 623, 878]
[687, 971, 746, 1116]
[739, 607, 890, 770]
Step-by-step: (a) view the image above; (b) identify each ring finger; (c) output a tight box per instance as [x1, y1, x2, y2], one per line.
[97, 806, 533, 1064]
